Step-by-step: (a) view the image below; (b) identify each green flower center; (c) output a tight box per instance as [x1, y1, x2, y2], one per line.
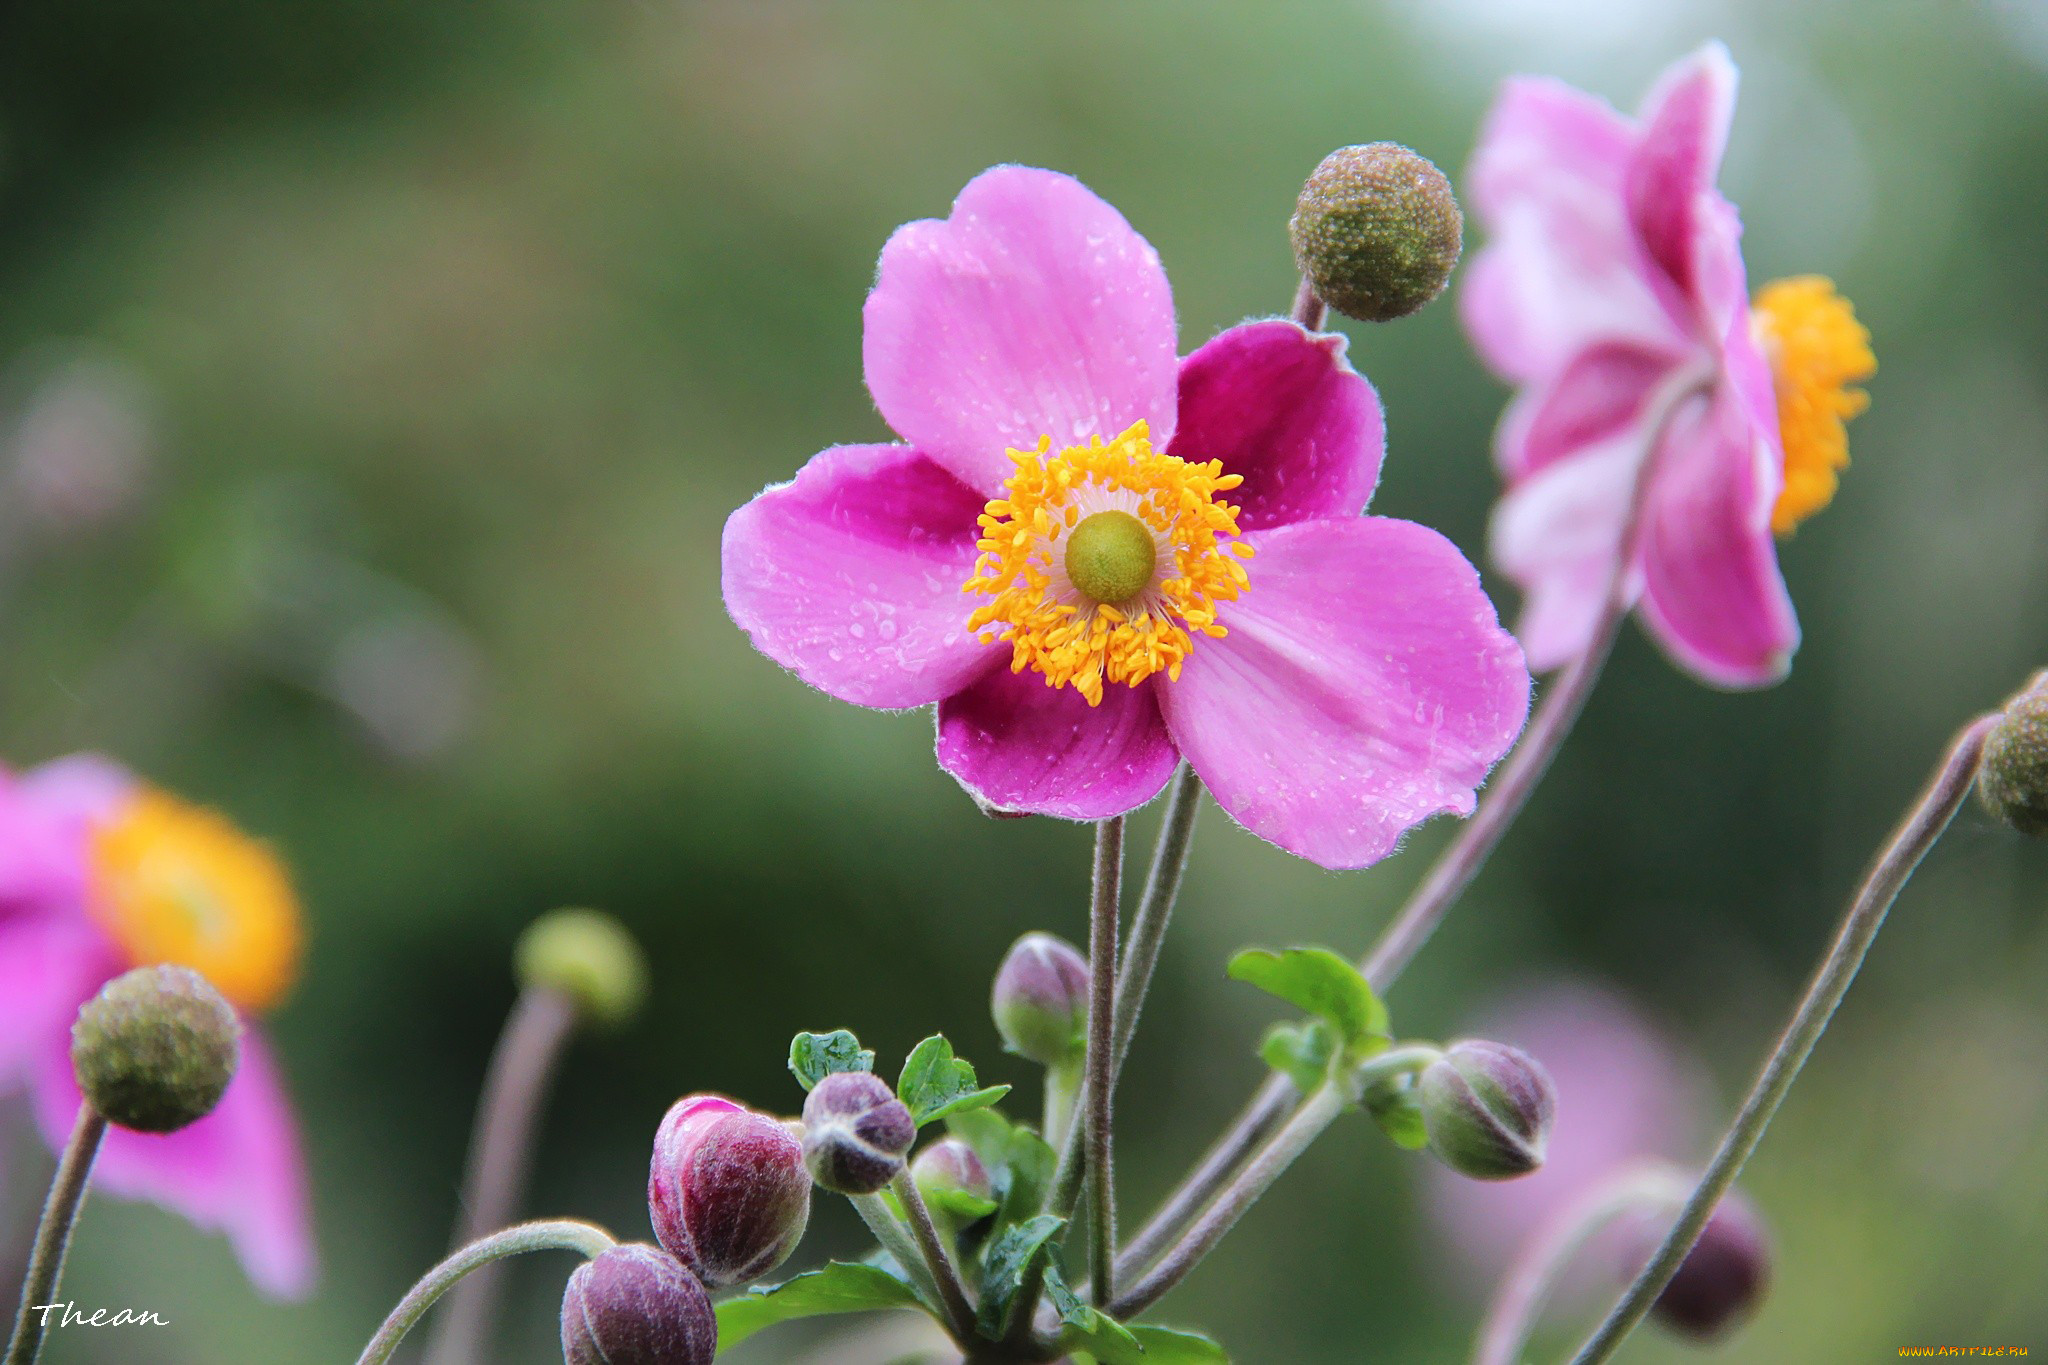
[1064, 510, 1157, 607]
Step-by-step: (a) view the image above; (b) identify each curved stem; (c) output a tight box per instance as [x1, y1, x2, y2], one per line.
[892, 1170, 977, 1343]
[1085, 816, 1124, 1306]
[5, 1107, 107, 1365]
[852, 1192, 944, 1314]
[1291, 275, 1328, 332]
[425, 984, 579, 1365]
[1472, 1164, 1688, 1365]
[1111, 766, 1203, 1080]
[1566, 713, 1996, 1365]
[354, 1218, 616, 1365]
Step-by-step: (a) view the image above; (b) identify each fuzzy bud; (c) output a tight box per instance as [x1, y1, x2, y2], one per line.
[912, 1136, 995, 1225]
[648, 1095, 810, 1287]
[1291, 143, 1463, 323]
[801, 1071, 915, 1195]
[561, 1243, 716, 1365]
[517, 907, 649, 1029]
[1417, 1040, 1555, 1181]
[991, 931, 1090, 1067]
[1646, 1196, 1772, 1340]
[1979, 675, 2048, 836]
[71, 965, 241, 1134]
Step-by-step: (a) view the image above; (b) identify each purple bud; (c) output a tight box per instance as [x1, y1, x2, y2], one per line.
[1648, 1196, 1772, 1340]
[801, 1071, 915, 1195]
[561, 1244, 715, 1365]
[1418, 1040, 1556, 1181]
[991, 932, 1090, 1067]
[648, 1094, 810, 1287]
[911, 1136, 995, 1224]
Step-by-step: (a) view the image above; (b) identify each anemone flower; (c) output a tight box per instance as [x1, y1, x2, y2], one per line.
[1462, 43, 1873, 688]
[0, 755, 315, 1298]
[723, 165, 1530, 870]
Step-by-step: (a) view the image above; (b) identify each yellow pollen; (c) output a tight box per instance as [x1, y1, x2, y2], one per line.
[963, 420, 1252, 707]
[1752, 275, 1875, 535]
[89, 787, 304, 1014]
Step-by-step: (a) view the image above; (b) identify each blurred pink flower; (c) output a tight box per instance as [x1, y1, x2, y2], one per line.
[1461, 43, 1801, 688]
[0, 756, 316, 1299]
[724, 165, 1529, 869]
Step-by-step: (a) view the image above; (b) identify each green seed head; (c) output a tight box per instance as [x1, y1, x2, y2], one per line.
[1980, 673, 2048, 837]
[1064, 510, 1157, 606]
[1291, 143, 1463, 323]
[72, 965, 242, 1133]
[515, 907, 649, 1030]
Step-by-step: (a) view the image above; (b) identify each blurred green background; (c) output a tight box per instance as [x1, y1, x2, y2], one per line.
[2, 1, 2046, 1361]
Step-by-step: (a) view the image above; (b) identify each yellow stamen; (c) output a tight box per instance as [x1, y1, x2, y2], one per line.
[963, 420, 1252, 707]
[1752, 275, 1875, 534]
[89, 787, 303, 1014]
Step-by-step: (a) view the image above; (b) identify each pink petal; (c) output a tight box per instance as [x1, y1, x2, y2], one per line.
[34, 1025, 318, 1300]
[1461, 77, 1674, 382]
[1636, 377, 1798, 688]
[1166, 320, 1383, 531]
[0, 915, 115, 1085]
[1489, 435, 1639, 673]
[1494, 340, 1681, 480]
[1624, 43, 1738, 322]
[863, 166, 1180, 496]
[935, 667, 1178, 820]
[722, 443, 993, 709]
[0, 756, 132, 921]
[1160, 518, 1530, 869]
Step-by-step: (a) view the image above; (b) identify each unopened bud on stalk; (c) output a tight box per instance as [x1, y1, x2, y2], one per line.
[1417, 1040, 1554, 1181]
[1644, 1195, 1772, 1340]
[516, 907, 649, 1029]
[1979, 674, 2048, 836]
[72, 965, 241, 1133]
[912, 1136, 996, 1225]
[801, 1071, 915, 1195]
[991, 931, 1090, 1067]
[1291, 143, 1463, 323]
[648, 1095, 810, 1287]
[560, 1243, 716, 1365]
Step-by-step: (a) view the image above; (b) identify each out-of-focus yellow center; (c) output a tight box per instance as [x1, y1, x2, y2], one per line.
[1752, 275, 1875, 534]
[963, 421, 1252, 707]
[89, 788, 303, 1014]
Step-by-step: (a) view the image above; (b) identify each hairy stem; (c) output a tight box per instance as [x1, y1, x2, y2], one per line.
[892, 1170, 978, 1343]
[852, 1192, 945, 1314]
[1085, 817, 1124, 1306]
[353, 1219, 616, 1365]
[5, 1107, 107, 1365]
[1111, 766, 1203, 1079]
[425, 985, 579, 1365]
[1566, 713, 1996, 1364]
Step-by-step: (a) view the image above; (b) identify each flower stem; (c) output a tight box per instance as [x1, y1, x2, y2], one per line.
[1085, 816, 1124, 1306]
[891, 1170, 978, 1343]
[852, 1192, 945, 1314]
[1292, 275, 1328, 331]
[1111, 765, 1203, 1079]
[1108, 1083, 1346, 1320]
[424, 984, 579, 1365]
[1566, 713, 1997, 1365]
[1471, 1164, 1688, 1365]
[5, 1106, 107, 1365]
[353, 1218, 616, 1365]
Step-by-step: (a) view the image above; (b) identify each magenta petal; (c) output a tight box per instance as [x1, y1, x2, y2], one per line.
[0, 916, 114, 1084]
[1494, 340, 1681, 480]
[935, 667, 1178, 820]
[863, 166, 1180, 495]
[1489, 433, 1638, 673]
[34, 1026, 318, 1299]
[1167, 319, 1383, 530]
[0, 756, 131, 922]
[1625, 43, 1737, 316]
[1636, 382, 1798, 688]
[723, 443, 994, 709]
[1162, 519, 1530, 869]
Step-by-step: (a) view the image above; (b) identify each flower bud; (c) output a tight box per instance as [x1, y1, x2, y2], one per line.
[71, 965, 241, 1134]
[1979, 675, 2048, 836]
[648, 1094, 810, 1287]
[1417, 1040, 1555, 1181]
[801, 1071, 915, 1196]
[911, 1136, 995, 1224]
[1646, 1195, 1771, 1340]
[1291, 143, 1463, 323]
[516, 907, 649, 1029]
[991, 931, 1089, 1067]
[561, 1243, 716, 1365]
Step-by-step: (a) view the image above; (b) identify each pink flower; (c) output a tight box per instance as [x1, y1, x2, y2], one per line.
[722, 166, 1530, 869]
[0, 756, 317, 1299]
[1463, 44, 1870, 688]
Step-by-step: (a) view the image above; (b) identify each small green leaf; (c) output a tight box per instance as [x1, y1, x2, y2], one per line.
[896, 1035, 1012, 1127]
[1259, 1019, 1337, 1091]
[714, 1261, 923, 1351]
[933, 1186, 1002, 1222]
[1046, 1264, 1144, 1360]
[1123, 1325, 1233, 1362]
[946, 1107, 1055, 1233]
[1226, 948, 1389, 1049]
[975, 1214, 1064, 1337]
[789, 1030, 875, 1091]
[1366, 1082, 1429, 1151]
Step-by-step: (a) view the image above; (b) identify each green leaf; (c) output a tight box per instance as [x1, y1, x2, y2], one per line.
[715, 1261, 923, 1351]
[1226, 948, 1389, 1050]
[933, 1186, 1002, 1222]
[1366, 1081, 1429, 1151]
[974, 1214, 1064, 1337]
[788, 1030, 874, 1091]
[1124, 1325, 1233, 1362]
[1259, 1019, 1336, 1091]
[895, 1034, 1012, 1127]
[947, 1107, 1055, 1232]
[1046, 1264, 1144, 1360]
